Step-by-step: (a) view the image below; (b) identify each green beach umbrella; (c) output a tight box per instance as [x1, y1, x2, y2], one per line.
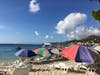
[36, 47, 51, 59]
[37, 48, 46, 57]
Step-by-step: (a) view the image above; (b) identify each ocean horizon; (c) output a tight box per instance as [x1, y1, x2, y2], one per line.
[0, 44, 42, 62]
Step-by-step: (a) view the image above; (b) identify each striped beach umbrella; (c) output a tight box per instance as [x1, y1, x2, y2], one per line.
[60, 45, 94, 64]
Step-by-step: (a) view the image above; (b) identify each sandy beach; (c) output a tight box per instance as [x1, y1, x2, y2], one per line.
[0, 59, 100, 75]
[29, 71, 97, 75]
[29, 71, 87, 75]
[29, 59, 99, 75]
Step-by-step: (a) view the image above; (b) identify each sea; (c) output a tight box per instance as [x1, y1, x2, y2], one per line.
[0, 44, 42, 62]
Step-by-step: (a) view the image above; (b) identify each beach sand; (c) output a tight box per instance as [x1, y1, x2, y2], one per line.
[29, 71, 98, 75]
[28, 61, 99, 75]
[0, 60, 99, 75]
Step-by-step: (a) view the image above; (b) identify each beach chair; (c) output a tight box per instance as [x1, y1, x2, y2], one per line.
[85, 68, 96, 75]
[49, 62, 69, 74]
[8, 68, 30, 75]
[73, 64, 87, 72]
[11, 58, 31, 68]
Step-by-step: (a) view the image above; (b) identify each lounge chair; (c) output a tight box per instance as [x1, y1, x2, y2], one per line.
[73, 63, 88, 72]
[72, 62, 96, 74]
[49, 62, 69, 74]
[11, 59, 31, 68]
[85, 68, 96, 75]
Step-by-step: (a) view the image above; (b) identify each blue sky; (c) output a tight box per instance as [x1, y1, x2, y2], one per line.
[0, 0, 100, 44]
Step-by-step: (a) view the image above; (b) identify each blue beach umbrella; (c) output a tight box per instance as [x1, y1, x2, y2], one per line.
[15, 49, 37, 58]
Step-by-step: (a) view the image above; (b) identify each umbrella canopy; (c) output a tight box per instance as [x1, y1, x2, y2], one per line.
[51, 48, 60, 55]
[60, 45, 94, 64]
[15, 49, 36, 58]
[60, 48, 65, 51]
[36, 47, 51, 58]
[88, 45, 97, 50]
[87, 45, 99, 54]
[36, 48, 46, 56]
[88, 45, 100, 54]
[33, 48, 41, 54]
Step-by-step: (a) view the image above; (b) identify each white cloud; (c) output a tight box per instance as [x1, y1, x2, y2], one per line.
[29, 0, 40, 13]
[45, 35, 49, 39]
[0, 25, 5, 29]
[34, 31, 39, 36]
[55, 13, 87, 35]
[67, 26, 100, 40]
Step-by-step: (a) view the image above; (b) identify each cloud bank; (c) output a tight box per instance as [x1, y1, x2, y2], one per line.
[29, 0, 40, 13]
[55, 13, 87, 35]
[67, 26, 100, 40]
[55, 12, 100, 40]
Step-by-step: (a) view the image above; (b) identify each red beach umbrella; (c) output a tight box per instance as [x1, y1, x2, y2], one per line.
[32, 48, 41, 54]
[60, 45, 94, 64]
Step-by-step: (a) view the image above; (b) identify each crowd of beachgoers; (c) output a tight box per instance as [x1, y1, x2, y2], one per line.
[0, 43, 100, 75]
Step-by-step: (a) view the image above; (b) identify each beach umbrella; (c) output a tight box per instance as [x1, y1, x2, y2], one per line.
[32, 48, 41, 54]
[88, 45, 100, 54]
[87, 45, 100, 63]
[60, 45, 94, 64]
[61, 48, 66, 51]
[88, 45, 97, 50]
[88, 45, 98, 54]
[36, 48, 46, 56]
[15, 49, 37, 58]
[43, 49, 51, 57]
[51, 48, 60, 55]
[36, 47, 51, 58]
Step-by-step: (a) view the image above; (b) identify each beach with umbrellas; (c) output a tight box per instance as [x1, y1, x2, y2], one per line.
[0, 43, 100, 75]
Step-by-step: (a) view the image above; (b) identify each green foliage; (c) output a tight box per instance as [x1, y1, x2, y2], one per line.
[92, 10, 100, 22]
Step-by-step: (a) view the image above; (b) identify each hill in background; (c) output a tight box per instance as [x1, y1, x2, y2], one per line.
[51, 35, 100, 47]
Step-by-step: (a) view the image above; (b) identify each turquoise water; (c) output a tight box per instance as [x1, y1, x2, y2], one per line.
[0, 44, 42, 61]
